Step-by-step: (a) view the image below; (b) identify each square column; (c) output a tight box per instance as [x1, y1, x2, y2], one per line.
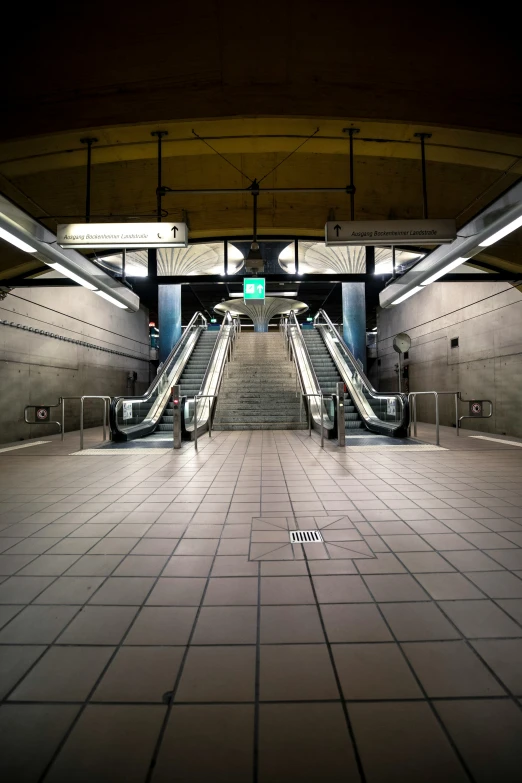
[158, 284, 181, 363]
[342, 282, 366, 372]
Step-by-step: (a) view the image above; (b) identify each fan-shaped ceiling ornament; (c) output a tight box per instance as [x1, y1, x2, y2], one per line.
[278, 242, 423, 275]
[96, 243, 244, 277]
[278, 242, 366, 274]
[214, 297, 308, 332]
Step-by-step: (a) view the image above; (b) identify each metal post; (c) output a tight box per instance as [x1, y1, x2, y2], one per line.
[392, 246, 396, 278]
[172, 385, 181, 449]
[300, 394, 303, 423]
[336, 382, 345, 447]
[194, 396, 198, 451]
[308, 398, 312, 437]
[122, 249, 126, 284]
[320, 393, 325, 449]
[152, 131, 168, 222]
[102, 402, 106, 442]
[294, 239, 299, 276]
[80, 137, 97, 223]
[224, 240, 228, 276]
[343, 128, 359, 221]
[61, 398, 65, 442]
[414, 132, 432, 219]
[414, 395, 418, 438]
[80, 398, 84, 450]
[398, 351, 402, 393]
[455, 393, 459, 436]
[435, 392, 440, 446]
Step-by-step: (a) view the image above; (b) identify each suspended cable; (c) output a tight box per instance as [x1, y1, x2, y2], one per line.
[191, 130, 254, 183]
[257, 128, 320, 185]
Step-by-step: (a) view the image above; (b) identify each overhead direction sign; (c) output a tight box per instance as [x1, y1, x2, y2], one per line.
[244, 278, 265, 300]
[325, 219, 456, 247]
[57, 222, 188, 249]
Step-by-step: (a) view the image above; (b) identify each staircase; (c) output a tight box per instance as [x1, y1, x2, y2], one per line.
[157, 331, 218, 432]
[302, 329, 365, 432]
[213, 332, 305, 430]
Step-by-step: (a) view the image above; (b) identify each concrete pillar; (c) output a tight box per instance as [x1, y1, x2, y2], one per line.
[158, 284, 181, 363]
[342, 282, 366, 371]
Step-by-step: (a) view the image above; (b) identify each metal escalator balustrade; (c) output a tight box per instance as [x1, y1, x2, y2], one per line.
[157, 331, 218, 432]
[311, 310, 409, 438]
[301, 330, 364, 431]
[110, 311, 208, 441]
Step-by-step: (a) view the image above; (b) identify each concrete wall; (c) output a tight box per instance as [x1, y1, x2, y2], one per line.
[370, 281, 522, 437]
[0, 286, 150, 444]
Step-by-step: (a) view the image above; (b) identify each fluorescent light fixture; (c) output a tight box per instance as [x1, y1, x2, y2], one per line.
[94, 290, 128, 309]
[421, 257, 466, 286]
[479, 215, 522, 247]
[46, 261, 98, 291]
[0, 226, 37, 253]
[391, 286, 424, 305]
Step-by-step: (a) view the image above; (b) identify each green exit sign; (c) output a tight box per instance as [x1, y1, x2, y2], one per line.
[244, 278, 265, 300]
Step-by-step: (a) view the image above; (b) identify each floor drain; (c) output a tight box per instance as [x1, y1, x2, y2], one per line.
[290, 530, 324, 543]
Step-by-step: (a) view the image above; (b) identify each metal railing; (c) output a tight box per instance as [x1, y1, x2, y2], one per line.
[409, 391, 493, 445]
[25, 396, 111, 450]
[80, 396, 112, 450]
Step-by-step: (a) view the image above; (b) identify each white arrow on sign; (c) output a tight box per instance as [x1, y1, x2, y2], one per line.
[257, 285, 264, 293]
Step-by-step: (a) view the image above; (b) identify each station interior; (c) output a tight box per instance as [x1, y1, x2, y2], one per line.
[0, 4, 522, 781]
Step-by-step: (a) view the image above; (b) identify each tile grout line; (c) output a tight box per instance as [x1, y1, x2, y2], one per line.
[143, 430, 252, 783]
[35, 442, 233, 781]
[360, 574, 476, 782]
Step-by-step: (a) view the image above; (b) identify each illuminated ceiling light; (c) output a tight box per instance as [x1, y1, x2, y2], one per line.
[94, 290, 128, 309]
[46, 261, 98, 291]
[421, 257, 467, 285]
[0, 226, 37, 253]
[479, 215, 522, 247]
[391, 286, 424, 305]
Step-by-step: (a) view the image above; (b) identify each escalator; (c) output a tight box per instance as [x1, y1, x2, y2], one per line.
[301, 329, 364, 432]
[110, 312, 237, 442]
[156, 331, 218, 432]
[285, 309, 408, 440]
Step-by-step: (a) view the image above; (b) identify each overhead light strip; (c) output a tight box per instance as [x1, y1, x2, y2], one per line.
[391, 286, 424, 305]
[46, 262, 98, 291]
[420, 257, 467, 286]
[0, 226, 37, 253]
[381, 180, 522, 308]
[479, 215, 522, 247]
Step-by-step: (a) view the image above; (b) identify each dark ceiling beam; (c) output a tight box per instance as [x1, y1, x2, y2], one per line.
[3, 272, 518, 292]
[0, 278, 79, 287]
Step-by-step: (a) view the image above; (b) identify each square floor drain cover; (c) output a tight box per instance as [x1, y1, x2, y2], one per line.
[290, 530, 324, 543]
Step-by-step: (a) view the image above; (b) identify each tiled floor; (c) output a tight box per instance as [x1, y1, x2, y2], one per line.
[1, 427, 522, 781]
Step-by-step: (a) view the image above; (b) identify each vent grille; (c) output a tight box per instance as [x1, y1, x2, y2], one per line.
[290, 530, 324, 544]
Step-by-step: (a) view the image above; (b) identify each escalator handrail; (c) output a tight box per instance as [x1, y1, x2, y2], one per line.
[183, 312, 238, 434]
[110, 311, 207, 438]
[313, 309, 409, 433]
[286, 311, 334, 433]
[313, 309, 408, 405]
